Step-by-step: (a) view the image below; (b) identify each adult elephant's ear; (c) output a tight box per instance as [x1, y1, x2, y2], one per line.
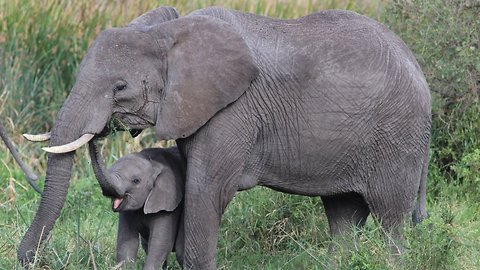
[149, 15, 259, 140]
[127, 6, 179, 29]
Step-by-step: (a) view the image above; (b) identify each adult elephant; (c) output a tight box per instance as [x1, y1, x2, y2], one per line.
[19, 6, 431, 269]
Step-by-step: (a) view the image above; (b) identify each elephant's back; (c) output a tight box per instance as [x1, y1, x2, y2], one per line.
[191, 7, 431, 145]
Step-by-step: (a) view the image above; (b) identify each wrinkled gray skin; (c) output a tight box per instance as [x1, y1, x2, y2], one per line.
[89, 145, 185, 269]
[19, 6, 431, 269]
[0, 120, 41, 193]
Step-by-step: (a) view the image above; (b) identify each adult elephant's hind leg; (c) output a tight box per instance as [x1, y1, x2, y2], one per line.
[321, 192, 370, 250]
[365, 159, 421, 257]
[321, 192, 370, 237]
[321, 192, 370, 267]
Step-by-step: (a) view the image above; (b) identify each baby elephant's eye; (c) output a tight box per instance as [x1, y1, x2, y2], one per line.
[132, 179, 140, 184]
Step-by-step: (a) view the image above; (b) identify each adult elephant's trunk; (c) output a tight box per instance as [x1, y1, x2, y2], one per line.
[88, 140, 122, 197]
[17, 87, 111, 265]
[17, 152, 74, 264]
[17, 127, 76, 265]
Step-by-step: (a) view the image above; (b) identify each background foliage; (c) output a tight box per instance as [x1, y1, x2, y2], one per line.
[1, 0, 479, 269]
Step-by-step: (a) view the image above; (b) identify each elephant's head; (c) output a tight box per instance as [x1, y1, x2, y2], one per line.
[91, 146, 184, 214]
[18, 6, 258, 265]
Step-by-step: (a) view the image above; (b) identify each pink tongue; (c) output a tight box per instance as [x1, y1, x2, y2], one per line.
[113, 198, 123, 209]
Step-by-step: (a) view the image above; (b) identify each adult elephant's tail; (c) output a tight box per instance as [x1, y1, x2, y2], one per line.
[412, 154, 429, 224]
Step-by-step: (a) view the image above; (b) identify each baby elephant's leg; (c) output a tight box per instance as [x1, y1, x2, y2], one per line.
[143, 213, 178, 270]
[117, 212, 140, 265]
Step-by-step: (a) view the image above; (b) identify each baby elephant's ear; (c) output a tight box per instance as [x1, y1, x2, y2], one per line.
[144, 168, 183, 214]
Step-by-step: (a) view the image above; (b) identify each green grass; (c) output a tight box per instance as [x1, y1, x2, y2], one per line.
[1, 0, 479, 269]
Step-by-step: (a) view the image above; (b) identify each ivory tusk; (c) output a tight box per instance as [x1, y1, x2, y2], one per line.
[23, 132, 51, 142]
[42, 133, 95, 153]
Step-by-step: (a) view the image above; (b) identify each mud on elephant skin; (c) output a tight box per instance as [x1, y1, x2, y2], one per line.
[19, 6, 431, 269]
[89, 143, 185, 269]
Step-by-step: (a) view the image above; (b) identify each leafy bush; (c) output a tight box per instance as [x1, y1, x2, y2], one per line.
[383, 0, 480, 189]
[451, 148, 480, 190]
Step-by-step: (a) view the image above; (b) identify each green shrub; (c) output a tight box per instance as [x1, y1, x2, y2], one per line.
[451, 148, 480, 190]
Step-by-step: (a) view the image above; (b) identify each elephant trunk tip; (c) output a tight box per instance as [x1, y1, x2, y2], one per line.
[17, 223, 48, 267]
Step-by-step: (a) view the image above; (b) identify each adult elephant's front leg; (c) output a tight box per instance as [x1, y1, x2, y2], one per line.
[182, 160, 239, 269]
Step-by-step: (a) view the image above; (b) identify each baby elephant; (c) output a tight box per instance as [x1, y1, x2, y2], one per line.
[92, 146, 185, 269]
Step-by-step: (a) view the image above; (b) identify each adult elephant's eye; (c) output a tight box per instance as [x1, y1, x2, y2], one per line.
[132, 179, 140, 184]
[114, 81, 127, 91]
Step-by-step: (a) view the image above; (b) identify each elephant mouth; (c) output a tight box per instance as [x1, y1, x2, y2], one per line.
[103, 117, 144, 138]
[111, 112, 155, 131]
[112, 197, 126, 212]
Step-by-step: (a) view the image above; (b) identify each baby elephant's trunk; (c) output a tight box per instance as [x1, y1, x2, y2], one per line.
[88, 140, 122, 197]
